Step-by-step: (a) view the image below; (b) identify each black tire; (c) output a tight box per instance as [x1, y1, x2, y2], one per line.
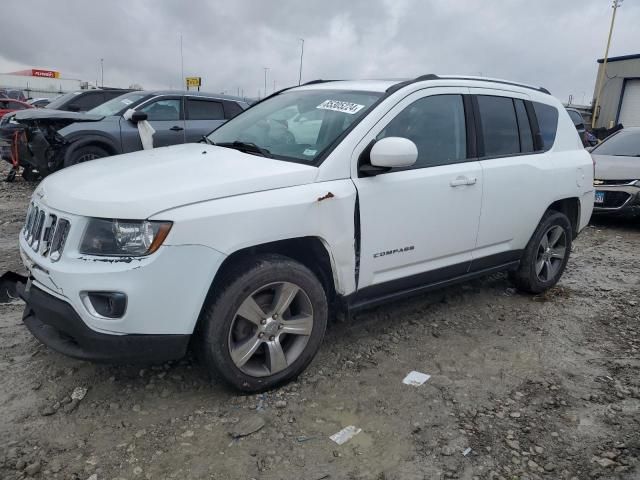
[64, 145, 109, 168]
[510, 210, 572, 294]
[199, 254, 328, 392]
[21, 166, 39, 182]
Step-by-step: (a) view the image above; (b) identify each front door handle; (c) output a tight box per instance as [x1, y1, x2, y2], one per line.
[450, 176, 477, 187]
[170, 125, 184, 132]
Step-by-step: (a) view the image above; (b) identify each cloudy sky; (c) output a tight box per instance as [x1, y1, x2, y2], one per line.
[2, 0, 639, 104]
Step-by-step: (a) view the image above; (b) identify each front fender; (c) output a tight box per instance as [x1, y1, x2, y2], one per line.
[154, 180, 358, 296]
[63, 132, 121, 160]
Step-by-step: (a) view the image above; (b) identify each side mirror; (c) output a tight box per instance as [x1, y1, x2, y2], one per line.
[130, 111, 148, 123]
[370, 137, 418, 168]
[67, 104, 81, 112]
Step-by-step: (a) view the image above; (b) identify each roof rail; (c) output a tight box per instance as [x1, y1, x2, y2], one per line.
[302, 79, 340, 86]
[387, 74, 551, 95]
[386, 74, 439, 94]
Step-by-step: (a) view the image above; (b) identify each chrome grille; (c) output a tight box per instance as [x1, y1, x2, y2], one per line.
[49, 219, 70, 262]
[41, 214, 57, 256]
[31, 210, 46, 251]
[22, 202, 70, 262]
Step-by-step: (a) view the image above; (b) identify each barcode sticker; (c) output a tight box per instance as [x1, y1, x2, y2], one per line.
[317, 100, 365, 115]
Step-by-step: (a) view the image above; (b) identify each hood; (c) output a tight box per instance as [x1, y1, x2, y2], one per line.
[592, 154, 640, 181]
[14, 109, 104, 123]
[37, 143, 318, 218]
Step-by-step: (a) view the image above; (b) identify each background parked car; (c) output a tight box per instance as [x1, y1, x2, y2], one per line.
[566, 107, 597, 147]
[41, 89, 134, 112]
[0, 88, 27, 101]
[26, 98, 51, 108]
[10, 90, 249, 175]
[591, 127, 640, 215]
[0, 98, 33, 117]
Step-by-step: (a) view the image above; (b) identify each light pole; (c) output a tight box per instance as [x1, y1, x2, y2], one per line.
[592, 0, 623, 129]
[298, 38, 304, 85]
[264, 67, 269, 97]
[100, 58, 104, 88]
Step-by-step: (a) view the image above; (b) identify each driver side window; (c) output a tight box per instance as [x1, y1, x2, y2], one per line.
[140, 98, 181, 121]
[377, 94, 467, 169]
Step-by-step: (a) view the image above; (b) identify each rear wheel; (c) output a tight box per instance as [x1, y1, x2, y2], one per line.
[199, 254, 328, 392]
[64, 145, 109, 168]
[510, 210, 572, 294]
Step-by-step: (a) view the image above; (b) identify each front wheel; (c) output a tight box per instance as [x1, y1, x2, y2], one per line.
[64, 145, 109, 168]
[199, 254, 328, 392]
[510, 210, 572, 294]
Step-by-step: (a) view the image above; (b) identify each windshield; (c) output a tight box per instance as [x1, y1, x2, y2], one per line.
[45, 92, 78, 110]
[89, 92, 150, 117]
[207, 89, 383, 164]
[592, 130, 640, 157]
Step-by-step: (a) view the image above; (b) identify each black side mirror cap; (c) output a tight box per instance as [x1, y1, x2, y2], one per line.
[130, 111, 148, 123]
[357, 139, 391, 177]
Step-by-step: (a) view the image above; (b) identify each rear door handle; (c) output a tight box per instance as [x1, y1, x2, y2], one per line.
[450, 176, 477, 187]
[170, 125, 184, 131]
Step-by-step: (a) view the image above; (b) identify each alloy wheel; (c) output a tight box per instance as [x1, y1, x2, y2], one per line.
[535, 225, 567, 282]
[228, 281, 314, 377]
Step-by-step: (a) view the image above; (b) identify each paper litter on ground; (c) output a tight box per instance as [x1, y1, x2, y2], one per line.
[330, 425, 362, 445]
[402, 371, 431, 386]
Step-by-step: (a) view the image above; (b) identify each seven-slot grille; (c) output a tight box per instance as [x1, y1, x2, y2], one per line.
[23, 203, 70, 261]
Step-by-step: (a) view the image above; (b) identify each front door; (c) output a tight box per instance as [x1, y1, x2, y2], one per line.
[137, 97, 186, 148]
[352, 88, 483, 296]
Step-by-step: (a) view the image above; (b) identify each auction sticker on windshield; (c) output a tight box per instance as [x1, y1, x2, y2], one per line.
[317, 100, 365, 114]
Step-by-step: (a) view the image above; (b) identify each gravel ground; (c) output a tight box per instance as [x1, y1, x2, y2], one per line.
[0, 162, 639, 480]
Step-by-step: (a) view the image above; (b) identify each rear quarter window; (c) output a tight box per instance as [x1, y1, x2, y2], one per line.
[223, 100, 244, 119]
[532, 102, 559, 151]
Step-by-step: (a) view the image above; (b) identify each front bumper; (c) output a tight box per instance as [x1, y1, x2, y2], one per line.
[11, 274, 190, 363]
[593, 183, 640, 214]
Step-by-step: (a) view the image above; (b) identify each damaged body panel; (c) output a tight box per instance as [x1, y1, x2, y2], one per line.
[4, 111, 106, 174]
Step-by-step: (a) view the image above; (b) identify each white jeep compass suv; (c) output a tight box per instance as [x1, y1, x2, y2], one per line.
[12, 75, 594, 392]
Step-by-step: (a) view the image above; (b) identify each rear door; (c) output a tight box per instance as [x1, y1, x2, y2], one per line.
[352, 88, 483, 295]
[184, 97, 226, 141]
[469, 89, 547, 265]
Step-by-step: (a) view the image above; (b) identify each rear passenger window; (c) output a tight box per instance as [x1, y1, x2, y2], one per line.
[514, 99, 534, 153]
[477, 95, 519, 157]
[532, 102, 559, 151]
[187, 99, 224, 120]
[377, 94, 466, 169]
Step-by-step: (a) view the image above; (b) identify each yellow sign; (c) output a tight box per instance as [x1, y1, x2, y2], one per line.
[186, 77, 201, 88]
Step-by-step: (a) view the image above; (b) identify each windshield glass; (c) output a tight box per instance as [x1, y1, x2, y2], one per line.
[89, 92, 150, 116]
[45, 92, 78, 110]
[207, 89, 383, 164]
[593, 130, 640, 157]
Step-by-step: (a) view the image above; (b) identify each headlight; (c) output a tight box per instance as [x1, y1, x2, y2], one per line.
[80, 219, 172, 256]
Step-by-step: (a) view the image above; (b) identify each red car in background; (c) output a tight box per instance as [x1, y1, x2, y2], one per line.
[0, 99, 33, 117]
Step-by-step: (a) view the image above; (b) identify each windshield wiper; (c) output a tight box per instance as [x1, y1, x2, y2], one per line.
[216, 141, 272, 158]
